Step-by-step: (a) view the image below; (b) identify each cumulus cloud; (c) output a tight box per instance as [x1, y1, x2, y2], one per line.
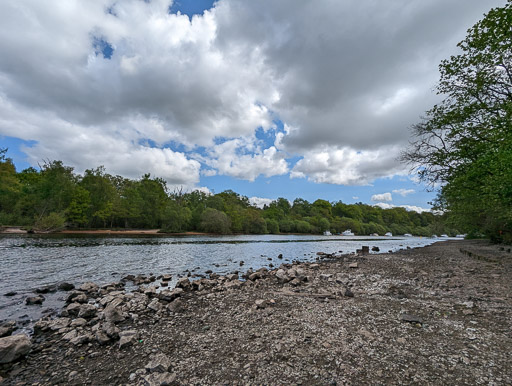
[371, 193, 393, 202]
[393, 188, 416, 197]
[249, 197, 274, 208]
[291, 145, 406, 185]
[0, 0, 504, 187]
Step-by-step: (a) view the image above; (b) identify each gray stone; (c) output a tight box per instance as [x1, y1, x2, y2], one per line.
[58, 282, 75, 291]
[275, 269, 290, 283]
[158, 288, 183, 302]
[175, 277, 191, 290]
[104, 303, 125, 324]
[226, 273, 238, 281]
[70, 334, 90, 345]
[102, 322, 120, 339]
[62, 330, 78, 342]
[79, 282, 99, 293]
[167, 299, 184, 313]
[78, 304, 97, 319]
[254, 299, 268, 309]
[141, 372, 177, 386]
[95, 331, 111, 345]
[349, 262, 359, 269]
[70, 318, 87, 327]
[73, 293, 88, 304]
[145, 353, 172, 373]
[119, 330, 138, 349]
[0, 334, 31, 364]
[400, 313, 423, 325]
[66, 302, 81, 316]
[147, 298, 162, 312]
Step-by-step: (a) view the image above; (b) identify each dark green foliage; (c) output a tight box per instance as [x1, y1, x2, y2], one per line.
[0, 151, 446, 235]
[401, 1, 512, 243]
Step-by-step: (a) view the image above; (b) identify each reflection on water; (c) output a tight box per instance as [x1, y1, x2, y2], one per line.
[0, 234, 441, 321]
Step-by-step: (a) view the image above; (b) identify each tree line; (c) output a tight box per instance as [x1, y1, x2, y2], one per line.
[0, 151, 453, 236]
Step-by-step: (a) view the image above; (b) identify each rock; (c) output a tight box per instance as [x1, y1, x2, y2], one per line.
[62, 330, 78, 342]
[158, 288, 183, 302]
[0, 321, 17, 337]
[141, 372, 177, 386]
[275, 269, 290, 283]
[167, 299, 184, 313]
[248, 272, 261, 281]
[0, 334, 31, 364]
[344, 288, 354, 298]
[102, 322, 120, 339]
[400, 313, 423, 325]
[349, 262, 358, 269]
[70, 334, 90, 345]
[289, 278, 302, 287]
[145, 353, 172, 373]
[371, 246, 380, 252]
[161, 274, 172, 281]
[25, 295, 45, 305]
[58, 282, 75, 291]
[226, 273, 238, 281]
[79, 282, 99, 293]
[104, 303, 125, 324]
[96, 331, 111, 345]
[310, 264, 320, 269]
[66, 302, 81, 316]
[254, 299, 268, 309]
[70, 318, 87, 328]
[73, 293, 88, 304]
[119, 330, 138, 349]
[4, 291, 17, 297]
[35, 285, 56, 294]
[148, 298, 163, 312]
[175, 277, 191, 291]
[78, 304, 97, 319]
[320, 274, 333, 280]
[278, 254, 283, 259]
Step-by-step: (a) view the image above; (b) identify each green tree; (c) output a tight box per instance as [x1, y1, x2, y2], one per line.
[200, 208, 231, 234]
[401, 1, 512, 242]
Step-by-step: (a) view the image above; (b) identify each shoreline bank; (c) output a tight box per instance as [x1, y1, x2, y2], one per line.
[1, 240, 511, 384]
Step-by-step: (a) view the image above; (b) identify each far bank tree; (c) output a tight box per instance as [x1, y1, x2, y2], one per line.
[401, 1, 512, 242]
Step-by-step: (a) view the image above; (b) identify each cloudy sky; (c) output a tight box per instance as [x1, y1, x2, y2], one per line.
[0, 0, 505, 211]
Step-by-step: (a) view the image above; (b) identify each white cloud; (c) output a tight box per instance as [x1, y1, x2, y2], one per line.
[0, 0, 504, 189]
[352, 196, 359, 200]
[291, 145, 407, 185]
[393, 188, 415, 197]
[371, 193, 393, 202]
[207, 138, 289, 181]
[249, 197, 274, 208]
[373, 203, 430, 213]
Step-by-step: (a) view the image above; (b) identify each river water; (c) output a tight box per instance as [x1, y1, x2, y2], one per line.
[0, 234, 445, 322]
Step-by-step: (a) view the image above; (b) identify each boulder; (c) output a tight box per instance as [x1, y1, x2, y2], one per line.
[79, 282, 99, 293]
[58, 282, 75, 291]
[66, 302, 81, 316]
[175, 278, 191, 291]
[35, 285, 56, 294]
[275, 269, 290, 283]
[96, 331, 111, 345]
[0, 334, 31, 364]
[102, 322, 120, 339]
[167, 299, 184, 313]
[145, 353, 172, 373]
[25, 295, 45, 305]
[78, 304, 97, 319]
[158, 288, 183, 302]
[70, 318, 87, 328]
[147, 299, 162, 312]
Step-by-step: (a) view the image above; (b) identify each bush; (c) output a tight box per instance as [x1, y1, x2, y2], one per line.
[34, 212, 66, 232]
[200, 208, 231, 234]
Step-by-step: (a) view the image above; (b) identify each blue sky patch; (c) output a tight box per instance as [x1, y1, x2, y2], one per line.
[93, 37, 114, 59]
[169, 0, 216, 18]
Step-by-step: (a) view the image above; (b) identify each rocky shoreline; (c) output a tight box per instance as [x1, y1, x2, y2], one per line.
[1, 240, 511, 385]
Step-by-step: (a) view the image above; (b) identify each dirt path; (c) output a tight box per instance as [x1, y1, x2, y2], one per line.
[1, 240, 511, 385]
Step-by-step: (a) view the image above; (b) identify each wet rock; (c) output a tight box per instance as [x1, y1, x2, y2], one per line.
[371, 246, 380, 252]
[4, 291, 17, 297]
[0, 321, 17, 337]
[66, 291, 87, 304]
[175, 277, 191, 291]
[145, 352, 172, 373]
[248, 272, 262, 281]
[58, 282, 75, 291]
[26, 295, 45, 305]
[161, 274, 172, 282]
[141, 372, 177, 386]
[0, 334, 31, 364]
[35, 285, 56, 294]
[79, 282, 99, 293]
[78, 304, 97, 319]
[119, 330, 138, 349]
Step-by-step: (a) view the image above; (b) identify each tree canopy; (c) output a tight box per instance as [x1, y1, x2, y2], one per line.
[401, 1, 512, 242]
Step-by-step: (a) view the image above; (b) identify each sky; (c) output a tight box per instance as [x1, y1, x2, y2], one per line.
[0, 0, 506, 212]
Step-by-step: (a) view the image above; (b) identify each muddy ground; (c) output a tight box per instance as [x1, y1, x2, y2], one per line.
[1, 240, 511, 385]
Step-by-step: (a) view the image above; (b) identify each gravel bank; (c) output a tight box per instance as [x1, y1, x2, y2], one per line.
[1, 240, 511, 385]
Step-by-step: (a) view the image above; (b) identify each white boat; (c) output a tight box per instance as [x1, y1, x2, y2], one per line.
[456, 234, 466, 238]
[404, 233, 412, 237]
[441, 234, 449, 238]
[370, 233, 379, 236]
[323, 230, 332, 236]
[432, 235, 438, 238]
[342, 229, 355, 236]
[385, 232, 393, 237]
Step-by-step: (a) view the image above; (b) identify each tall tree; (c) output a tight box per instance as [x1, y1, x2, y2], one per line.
[401, 1, 512, 242]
